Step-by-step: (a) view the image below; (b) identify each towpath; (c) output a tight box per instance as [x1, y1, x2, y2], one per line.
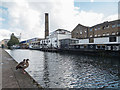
[0, 48, 42, 89]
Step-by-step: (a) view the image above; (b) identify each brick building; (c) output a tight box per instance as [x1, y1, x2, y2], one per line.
[72, 24, 89, 39]
[72, 19, 120, 39]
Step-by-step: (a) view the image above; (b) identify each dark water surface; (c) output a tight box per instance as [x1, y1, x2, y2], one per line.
[5, 49, 120, 88]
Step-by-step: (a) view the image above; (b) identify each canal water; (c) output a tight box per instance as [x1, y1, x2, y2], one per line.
[5, 49, 119, 88]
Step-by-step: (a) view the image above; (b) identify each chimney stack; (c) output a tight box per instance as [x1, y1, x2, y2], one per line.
[45, 13, 49, 39]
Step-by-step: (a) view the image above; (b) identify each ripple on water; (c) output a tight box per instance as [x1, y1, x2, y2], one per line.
[5, 49, 120, 88]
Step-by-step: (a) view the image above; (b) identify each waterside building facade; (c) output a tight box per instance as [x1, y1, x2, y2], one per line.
[40, 29, 71, 49]
[72, 20, 120, 39]
[21, 19, 120, 52]
[67, 19, 120, 51]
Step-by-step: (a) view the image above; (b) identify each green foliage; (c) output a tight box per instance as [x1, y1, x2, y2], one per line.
[7, 33, 19, 47]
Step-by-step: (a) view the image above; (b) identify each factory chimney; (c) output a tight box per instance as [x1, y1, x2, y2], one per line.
[45, 13, 49, 39]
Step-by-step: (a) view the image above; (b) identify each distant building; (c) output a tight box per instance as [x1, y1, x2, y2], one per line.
[40, 39, 48, 49]
[0, 39, 9, 48]
[71, 19, 120, 44]
[58, 19, 120, 51]
[20, 40, 28, 49]
[39, 13, 71, 49]
[29, 38, 44, 49]
[59, 38, 79, 49]
[47, 29, 71, 48]
[72, 19, 120, 39]
[89, 20, 120, 38]
[20, 38, 43, 49]
[72, 24, 89, 39]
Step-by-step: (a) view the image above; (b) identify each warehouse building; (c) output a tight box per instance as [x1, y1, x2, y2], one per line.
[72, 19, 120, 39]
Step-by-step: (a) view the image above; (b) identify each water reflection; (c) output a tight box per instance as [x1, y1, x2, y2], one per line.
[5, 49, 120, 88]
[43, 52, 50, 88]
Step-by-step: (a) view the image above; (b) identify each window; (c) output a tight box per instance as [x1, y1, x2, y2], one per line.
[109, 36, 116, 42]
[80, 45, 84, 49]
[112, 25, 116, 28]
[90, 28, 93, 31]
[106, 33, 109, 36]
[95, 35, 97, 37]
[76, 32, 79, 35]
[103, 33, 105, 36]
[98, 27, 101, 30]
[97, 46, 100, 49]
[90, 35, 92, 37]
[89, 38, 94, 43]
[117, 24, 120, 27]
[80, 31, 82, 34]
[76, 45, 79, 49]
[102, 46, 105, 49]
[102, 26, 105, 29]
[98, 35, 101, 37]
[95, 28, 97, 31]
[106, 25, 109, 28]
[76, 40, 79, 43]
[46, 40, 48, 43]
[117, 32, 119, 35]
[112, 32, 115, 35]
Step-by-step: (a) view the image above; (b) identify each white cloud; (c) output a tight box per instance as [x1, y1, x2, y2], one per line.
[6, 0, 43, 40]
[0, 0, 118, 41]
[0, 17, 5, 21]
[73, 10, 104, 27]
[104, 14, 118, 22]
[2, 0, 75, 39]
[90, 0, 94, 2]
[0, 29, 13, 41]
[0, 17, 5, 27]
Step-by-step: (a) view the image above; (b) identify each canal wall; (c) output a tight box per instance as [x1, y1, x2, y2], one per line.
[1, 48, 42, 89]
[30, 48, 120, 57]
[59, 49, 120, 57]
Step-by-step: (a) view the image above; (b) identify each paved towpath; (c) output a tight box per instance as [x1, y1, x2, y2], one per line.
[0, 48, 42, 89]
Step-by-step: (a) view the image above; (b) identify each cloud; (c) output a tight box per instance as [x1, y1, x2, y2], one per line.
[73, 10, 104, 27]
[0, 29, 13, 41]
[0, 17, 5, 28]
[90, 0, 94, 2]
[0, 0, 118, 41]
[2, 0, 75, 39]
[5, 0, 43, 40]
[104, 14, 118, 21]
[0, 17, 5, 21]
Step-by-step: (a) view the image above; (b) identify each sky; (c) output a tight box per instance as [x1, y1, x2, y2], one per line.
[0, 0, 119, 41]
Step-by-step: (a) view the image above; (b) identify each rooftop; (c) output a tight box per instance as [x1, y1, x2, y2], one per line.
[90, 19, 120, 28]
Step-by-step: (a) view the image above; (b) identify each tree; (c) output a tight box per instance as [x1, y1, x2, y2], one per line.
[7, 33, 19, 48]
